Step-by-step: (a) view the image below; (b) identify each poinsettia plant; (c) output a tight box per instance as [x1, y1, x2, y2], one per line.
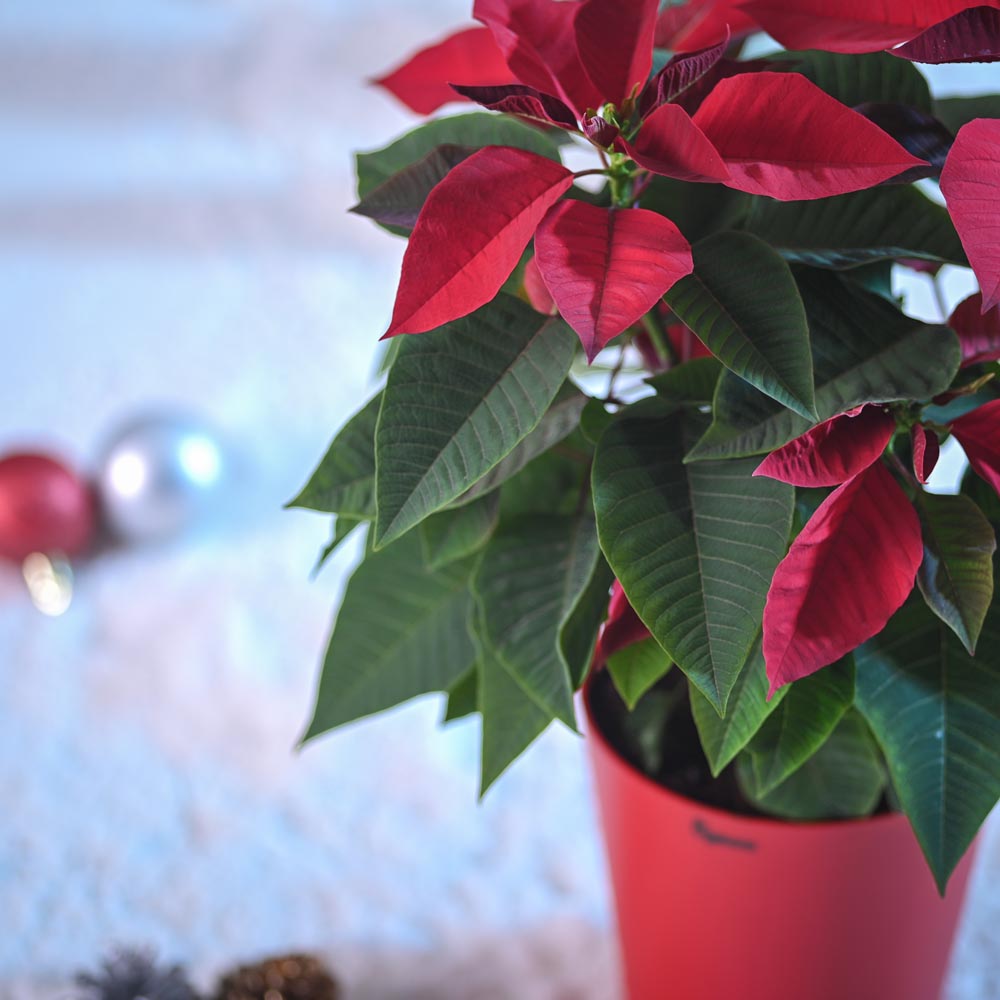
[292, 0, 1000, 893]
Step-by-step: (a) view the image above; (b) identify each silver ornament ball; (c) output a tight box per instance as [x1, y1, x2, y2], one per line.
[96, 414, 229, 544]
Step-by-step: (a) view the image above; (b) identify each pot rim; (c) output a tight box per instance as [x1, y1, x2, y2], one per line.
[582, 669, 908, 833]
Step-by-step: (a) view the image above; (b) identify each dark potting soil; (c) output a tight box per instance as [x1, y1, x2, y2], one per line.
[589, 668, 897, 820]
[588, 667, 763, 816]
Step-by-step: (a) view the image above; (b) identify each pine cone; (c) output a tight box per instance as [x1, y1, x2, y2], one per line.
[214, 954, 339, 1000]
[76, 948, 200, 1000]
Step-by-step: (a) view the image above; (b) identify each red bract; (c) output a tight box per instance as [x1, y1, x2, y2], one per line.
[623, 103, 731, 184]
[533, 203, 694, 360]
[474, 0, 601, 114]
[385, 147, 573, 337]
[763, 462, 923, 695]
[594, 580, 650, 666]
[941, 119, 1000, 311]
[373, 26, 515, 115]
[736, 0, 997, 53]
[692, 73, 927, 200]
[911, 425, 941, 483]
[949, 292, 1000, 366]
[656, 0, 759, 51]
[671, 58, 782, 117]
[889, 5, 1000, 62]
[951, 399, 1000, 497]
[574, 0, 660, 108]
[668, 322, 712, 362]
[753, 405, 896, 487]
[522, 255, 555, 314]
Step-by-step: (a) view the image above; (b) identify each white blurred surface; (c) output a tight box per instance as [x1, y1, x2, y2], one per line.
[0, 3, 997, 997]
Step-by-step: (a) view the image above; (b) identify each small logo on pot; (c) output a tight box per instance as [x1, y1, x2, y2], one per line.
[692, 819, 756, 851]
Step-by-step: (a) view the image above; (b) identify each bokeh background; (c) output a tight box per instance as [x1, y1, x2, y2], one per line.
[1, 1, 997, 996]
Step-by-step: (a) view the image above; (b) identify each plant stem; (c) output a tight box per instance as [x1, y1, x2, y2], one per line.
[641, 310, 679, 368]
[604, 346, 627, 403]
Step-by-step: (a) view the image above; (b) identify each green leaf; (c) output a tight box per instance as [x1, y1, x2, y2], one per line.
[592, 399, 794, 713]
[846, 260, 896, 301]
[374, 295, 577, 546]
[288, 393, 380, 516]
[962, 465, 1000, 525]
[646, 356, 723, 405]
[665, 231, 816, 419]
[311, 516, 363, 577]
[607, 638, 672, 710]
[472, 512, 603, 725]
[419, 492, 500, 571]
[477, 631, 553, 795]
[738, 710, 885, 820]
[690, 643, 786, 777]
[356, 113, 561, 200]
[302, 532, 476, 741]
[744, 186, 966, 270]
[689, 270, 962, 461]
[916, 492, 996, 655]
[443, 666, 479, 723]
[561, 553, 615, 689]
[774, 50, 932, 112]
[935, 95, 1000, 136]
[455, 384, 589, 507]
[639, 176, 750, 244]
[352, 144, 473, 232]
[745, 657, 855, 795]
[497, 436, 591, 521]
[855, 600, 1000, 892]
[580, 397, 615, 445]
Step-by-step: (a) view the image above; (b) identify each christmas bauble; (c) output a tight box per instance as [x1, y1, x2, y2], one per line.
[0, 453, 95, 563]
[95, 414, 228, 544]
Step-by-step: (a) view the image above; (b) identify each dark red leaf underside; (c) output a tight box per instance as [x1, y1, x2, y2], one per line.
[854, 103, 953, 179]
[639, 28, 730, 116]
[386, 146, 573, 337]
[374, 27, 516, 115]
[951, 399, 1000, 497]
[594, 580, 650, 665]
[763, 461, 923, 694]
[949, 292, 1000, 365]
[474, 0, 602, 113]
[736, 0, 1000, 53]
[450, 83, 578, 129]
[693, 72, 927, 200]
[890, 6, 1000, 63]
[912, 425, 941, 483]
[533, 202, 693, 360]
[754, 405, 896, 487]
[623, 103, 731, 183]
[574, 0, 660, 108]
[941, 119, 1000, 311]
[582, 114, 620, 147]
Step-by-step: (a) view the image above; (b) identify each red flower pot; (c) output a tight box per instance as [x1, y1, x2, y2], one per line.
[584, 682, 977, 1000]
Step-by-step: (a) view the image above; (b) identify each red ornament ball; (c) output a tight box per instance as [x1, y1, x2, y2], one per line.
[0, 453, 95, 564]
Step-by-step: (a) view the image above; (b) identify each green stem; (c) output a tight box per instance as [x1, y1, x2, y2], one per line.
[641, 310, 679, 367]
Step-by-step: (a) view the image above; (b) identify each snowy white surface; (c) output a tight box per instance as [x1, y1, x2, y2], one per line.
[0, 2, 997, 997]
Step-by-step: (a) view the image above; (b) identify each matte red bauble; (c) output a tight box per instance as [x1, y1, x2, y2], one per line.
[0, 453, 95, 563]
